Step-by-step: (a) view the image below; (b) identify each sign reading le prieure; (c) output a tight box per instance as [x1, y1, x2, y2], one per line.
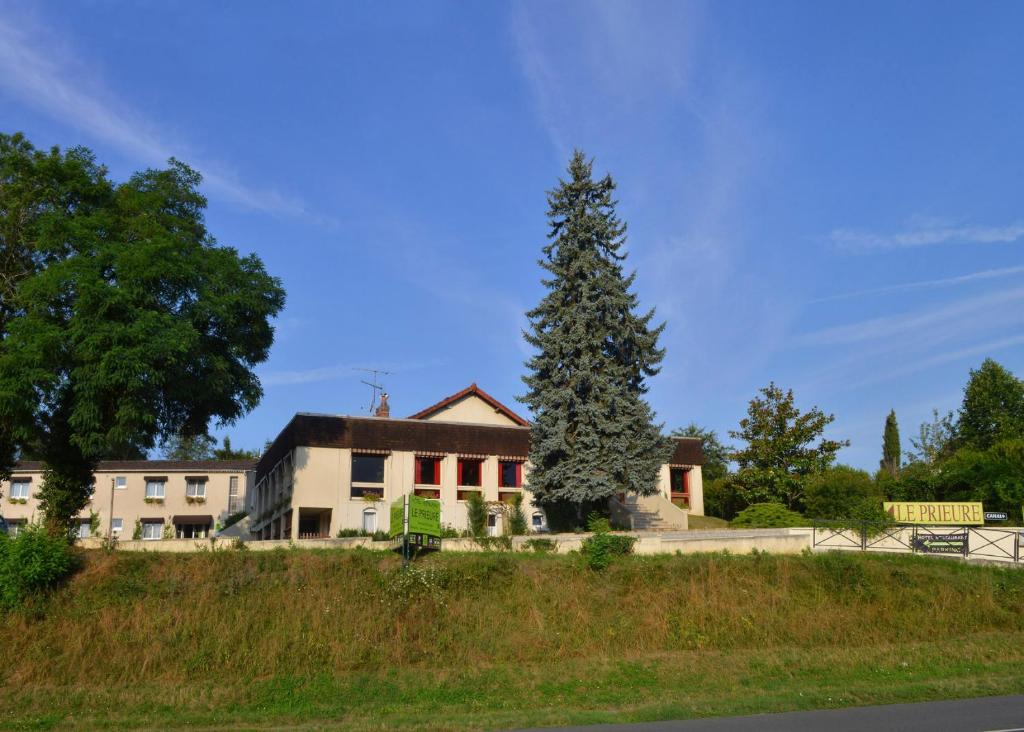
[883, 502, 984, 525]
[390, 494, 442, 544]
[911, 533, 968, 555]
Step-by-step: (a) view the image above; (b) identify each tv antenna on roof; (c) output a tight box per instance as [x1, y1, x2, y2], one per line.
[354, 367, 393, 414]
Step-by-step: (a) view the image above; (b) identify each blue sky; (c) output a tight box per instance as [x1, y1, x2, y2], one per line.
[1, 0, 1022, 469]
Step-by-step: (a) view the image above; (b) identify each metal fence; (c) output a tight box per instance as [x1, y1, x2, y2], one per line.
[811, 520, 1022, 564]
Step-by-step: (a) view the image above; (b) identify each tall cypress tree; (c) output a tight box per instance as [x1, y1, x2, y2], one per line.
[521, 151, 672, 521]
[880, 409, 900, 478]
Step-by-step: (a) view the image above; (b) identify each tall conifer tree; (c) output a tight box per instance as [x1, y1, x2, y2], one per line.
[880, 409, 900, 478]
[521, 152, 672, 520]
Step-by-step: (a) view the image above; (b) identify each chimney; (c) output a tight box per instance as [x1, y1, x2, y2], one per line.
[375, 392, 390, 418]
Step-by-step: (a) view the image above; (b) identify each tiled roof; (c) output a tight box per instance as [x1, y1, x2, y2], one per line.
[407, 383, 530, 426]
[12, 459, 256, 474]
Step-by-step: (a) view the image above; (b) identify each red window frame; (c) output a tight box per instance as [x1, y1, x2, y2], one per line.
[457, 458, 482, 487]
[498, 460, 523, 488]
[415, 456, 440, 485]
[669, 467, 690, 506]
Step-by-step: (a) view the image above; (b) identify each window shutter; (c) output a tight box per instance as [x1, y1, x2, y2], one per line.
[683, 469, 690, 496]
[457, 460, 463, 486]
[515, 462, 522, 488]
[415, 458, 422, 485]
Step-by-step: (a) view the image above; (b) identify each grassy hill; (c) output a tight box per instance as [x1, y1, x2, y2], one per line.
[2, 547, 1024, 730]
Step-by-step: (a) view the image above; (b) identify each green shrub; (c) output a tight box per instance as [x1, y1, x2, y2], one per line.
[0, 525, 77, 609]
[703, 476, 748, 521]
[508, 494, 528, 536]
[221, 511, 247, 530]
[466, 492, 488, 538]
[805, 466, 883, 521]
[580, 533, 636, 570]
[525, 538, 555, 553]
[730, 503, 809, 528]
[586, 511, 612, 534]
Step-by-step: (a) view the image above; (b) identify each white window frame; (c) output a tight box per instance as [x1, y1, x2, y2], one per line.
[114, 476, 127, 490]
[145, 480, 165, 499]
[76, 521, 90, 539]
[111, 518, 123, 535]
[141, 521, 162, 540]
[10, 480, 30, 500]
[362, 508, 377, 534]
[186, 478, 207, 499]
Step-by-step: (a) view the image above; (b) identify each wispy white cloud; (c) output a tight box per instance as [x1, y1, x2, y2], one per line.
[799, 286, 1024, 347]
[810, 265, 1024, 303]
[829, 220, 1024, 251]
[260, 358, 448, 388]
[0, 13, 311, 218]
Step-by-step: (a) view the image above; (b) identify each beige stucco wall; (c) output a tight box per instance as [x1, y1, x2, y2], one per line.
[1, 467, 250, 539]
[252, 446, 543, 539]
[656, 463, 704, 516]
[251, 442, 707, 539]
[420, 394, 521, 427]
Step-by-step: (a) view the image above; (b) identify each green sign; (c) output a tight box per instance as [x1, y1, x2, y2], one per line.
[408, 494, 441, 537]
[389, 494, 441, 539]
[389, 498, 405, 538]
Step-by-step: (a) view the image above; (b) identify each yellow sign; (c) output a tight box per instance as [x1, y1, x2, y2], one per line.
[883, 502, 984, 525]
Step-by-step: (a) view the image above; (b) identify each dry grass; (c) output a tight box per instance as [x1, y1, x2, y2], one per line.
[1, 547, 1023, 729]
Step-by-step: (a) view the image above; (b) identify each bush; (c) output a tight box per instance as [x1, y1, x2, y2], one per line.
[703, 476, 747, 521]
[586, 511, 612, 534]
[466, 492, 488, 538]
[508, 494, 528, 536]
[580, 532, 636, 570]
[0, 525, 77, 609]
[805, 466, 883, 521]
[525, 538, 555, 553]
[730, 503, 809, 528]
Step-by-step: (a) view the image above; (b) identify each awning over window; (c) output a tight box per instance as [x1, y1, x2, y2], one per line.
[140, 517, 165, 523]
[172, 515, 213, 525]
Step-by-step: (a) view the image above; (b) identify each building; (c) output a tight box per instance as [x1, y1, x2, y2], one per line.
[250, 384, 705, 539]
[1, 460, 253, 540]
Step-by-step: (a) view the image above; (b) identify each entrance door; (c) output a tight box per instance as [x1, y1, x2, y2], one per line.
[486, 513, 498, 536]
[363, 509, 377, 534]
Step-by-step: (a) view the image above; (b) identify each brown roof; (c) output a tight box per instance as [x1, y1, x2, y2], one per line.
[172, 515, 213, 525]
[407, 383, 530, 427]
[257, 413, 530, 482]
[257, 414, 705, 484]
[13, 459, 256, 474]
[669, 437, 705, 466]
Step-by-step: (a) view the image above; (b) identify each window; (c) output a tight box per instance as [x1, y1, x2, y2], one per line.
[499, 461, 522, 488]
[457, 458, 482, 487]
[352, 454, 385, 484]
[10, 479, 30, 500]
[457, 489, 482, 502]
[141, 521, 162, 540]
[532, 513, 544, 530]
[75, 521, 90, 540]
[111, 518, 123, 535]
[351, 454, 385, 499]
[669, 467, 690, 507]
[186, 478, 207, 499]
[228, 476, 241, 513]
[115, 476, 127, 490]
[176, 523, 208, 539]
[145, 480, 165, 499]
[415, 456, 441, 485]
[486, 513, 497, 537]
[7, 520, 25, 537]
[363, 509, 377, 534]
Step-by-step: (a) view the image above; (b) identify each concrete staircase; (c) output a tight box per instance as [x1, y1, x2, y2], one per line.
[610, 492, 688, 531]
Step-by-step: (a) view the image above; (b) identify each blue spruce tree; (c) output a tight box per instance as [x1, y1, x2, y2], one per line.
[521, 151, 672, 526]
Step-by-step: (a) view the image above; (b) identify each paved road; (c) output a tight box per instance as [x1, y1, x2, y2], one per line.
[518, 695, 1024, 732]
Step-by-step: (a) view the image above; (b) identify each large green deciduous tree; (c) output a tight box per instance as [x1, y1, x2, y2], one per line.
[729, 383, 848, 510]
[672, 423, 730, 481]
[957, 358, 1024, 450]
[0, 133, 285, 533]
[879, 409, 900, 478]
[521, 151, 672, 521]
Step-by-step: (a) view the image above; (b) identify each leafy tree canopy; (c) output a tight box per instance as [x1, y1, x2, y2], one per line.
[906, 409, 957, 465]
[0, 133, 285, 532]
[729, 382, 848, 510]
[957, 358, 1024, 451]
[672, 423, 730, 481]
[521, 151, 671, 518]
